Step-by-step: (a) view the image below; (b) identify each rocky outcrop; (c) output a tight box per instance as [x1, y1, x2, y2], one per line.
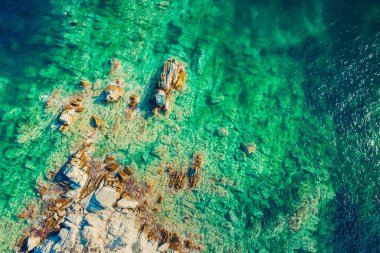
[17, 147, 202, 253]
[154, 58, 187, 114]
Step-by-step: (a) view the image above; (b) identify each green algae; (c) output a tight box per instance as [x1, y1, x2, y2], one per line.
[0, 0, 379, 252]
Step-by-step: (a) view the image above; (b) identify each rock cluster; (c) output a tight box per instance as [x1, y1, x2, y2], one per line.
[17, 147, 202, 253]
[154, 58, 187, 114]
[58, 95, 84, 132]
[16, 58, 202, 253]
[168, 153, 203, 190]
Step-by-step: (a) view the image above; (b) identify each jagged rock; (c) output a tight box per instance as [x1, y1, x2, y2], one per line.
[26, 236, 41, 251]
[61, 159, 88, 189]
[88, 186, 117, 211]
[128, 94, 139, 110]
[59, 109, 76, 126]
[124, 165, 134, 176]
[117, 197, 139, 209]
[157, 58, 187, 91]
[92, 115, 104, 128]
[116, 170, 128, 181]
[105, 162, 119, 172]
[81, 226, 103, 250]
[103, 81, 124, 103]
[154, 58, 187, 112]
[34, 237, 57, 253]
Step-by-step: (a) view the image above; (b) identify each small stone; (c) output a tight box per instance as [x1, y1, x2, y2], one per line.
[104, 155, 116, 163]
[59, 109, 76, 126]
[92, 115, 104, 128]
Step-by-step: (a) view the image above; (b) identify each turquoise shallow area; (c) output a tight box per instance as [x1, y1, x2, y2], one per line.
[0, 0, 379, 252]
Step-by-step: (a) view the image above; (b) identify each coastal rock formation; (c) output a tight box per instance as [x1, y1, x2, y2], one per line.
[154, 58, 187, 114]
[17, 145, 202, 253]
[16, 58, 203, 253]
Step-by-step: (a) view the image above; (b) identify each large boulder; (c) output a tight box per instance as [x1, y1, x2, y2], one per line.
[103, 83, 124, 103]
[59, 109, 76, 126]
[61, 159, 88, 189]
[52, 227, 78, 251]
[88, 186, 117, 211]
[117, 197, 139, 209]
[26, 236, 41, 251]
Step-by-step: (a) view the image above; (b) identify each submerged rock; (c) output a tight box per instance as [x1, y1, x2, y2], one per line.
[241, 142, 256, 155]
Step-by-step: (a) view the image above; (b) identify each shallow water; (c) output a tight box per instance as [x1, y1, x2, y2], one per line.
[0, 0, 379, 252]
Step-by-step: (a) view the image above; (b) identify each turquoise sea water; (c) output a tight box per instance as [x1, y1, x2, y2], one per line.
[0, 0, 379, 252]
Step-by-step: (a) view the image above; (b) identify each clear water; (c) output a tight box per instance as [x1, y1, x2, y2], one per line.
[0, 0, 379, 252]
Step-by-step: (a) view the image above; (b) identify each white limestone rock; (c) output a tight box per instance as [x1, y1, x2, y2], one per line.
[117, 197, 139, 209]
[87, 186, 116, 212]
[26, 236, 41, 251]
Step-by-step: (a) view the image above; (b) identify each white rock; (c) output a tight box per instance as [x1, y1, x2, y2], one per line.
[117, 198, 139, 209]
[155, 89, 166, 106]
[26, 236, 41, 251]
[157, 242, 170, 252]
[62, 159, 88, 189]
[59, 109, 76, 125]
[88, 186, 117, 211]
[84, 213, 106, 228]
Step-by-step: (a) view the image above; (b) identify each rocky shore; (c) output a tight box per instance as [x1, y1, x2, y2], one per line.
[15, 58, 202, 253]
